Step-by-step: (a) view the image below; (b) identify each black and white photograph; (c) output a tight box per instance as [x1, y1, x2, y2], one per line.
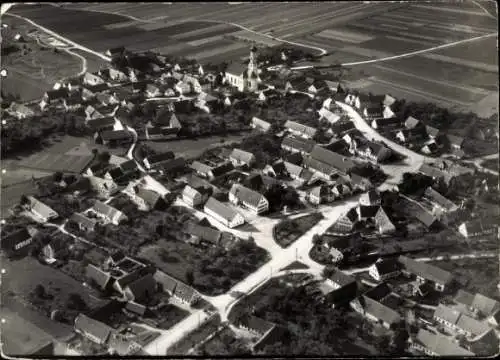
[0, 1, 498, 357]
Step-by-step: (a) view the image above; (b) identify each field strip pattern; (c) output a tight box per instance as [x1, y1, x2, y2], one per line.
[371, 64, 491, 96]
[411, 4, 490, 16]
[187, 35, 225, 47]
[315, 28, 375, 44]
[170, 23, 233, 40]
[186, 42, 248, 60]
[419, 52, 498, 73]
[103, 20, 144, 30]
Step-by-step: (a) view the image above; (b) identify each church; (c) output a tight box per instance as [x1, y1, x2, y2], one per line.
[224, 46, 261, 92]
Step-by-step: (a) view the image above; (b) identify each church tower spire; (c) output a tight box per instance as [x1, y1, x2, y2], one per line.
[248, 45, 257, 77]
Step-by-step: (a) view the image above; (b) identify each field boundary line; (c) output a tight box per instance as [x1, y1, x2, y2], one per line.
[342, 31, 498, 66]
[471, 0, 498, 19]
[5, 12, 111, 62]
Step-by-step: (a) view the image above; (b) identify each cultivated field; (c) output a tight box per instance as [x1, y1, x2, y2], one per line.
[6, 2, 499, 116]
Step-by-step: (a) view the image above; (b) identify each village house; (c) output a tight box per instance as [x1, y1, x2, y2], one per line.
[145, 83, 162, 98]
[421, 142, 439, 155]
[83, 72, 106, 86]
[1, 228, 34, 257]
[39, 88, 69, 110]
[369, 258, 401, 282]
[105, 46, 125, 58]
[181, 185, 207, 207]
[318, 107, 341, 124]
[284, 120, 317, 139]
[63, 96, 83, 112]
[184, 221, 223, 247]
[229, 148, 256, 168]
[283, 161, 314, 183]
[99, 68, 129, 83]
[153, 270, 200, 305]
[22, 196, 59, 222]
[454, 290, 500, 319]
[305, 145, 356, 179]
[90, 200, 128, 225]
[204, 197, 245, 228]
[229, 184, 269, 214]
[86, 263, 113, 291]
[446, 134, 465, 150]
[374, 207, 396, 234]
[69, 212, 97, 232]
[395, 128, 427, 143]
[143, 152, 175, 171]
[128, 186, 165, 211]
[74, 314, 114, 346]
[85, 105, 103, 120]
[350, 295, 402, 329]
[251, 116, 272, 133]
[307, 185, 334, 205]
[356, 205, 379, 221]
[362, 105, 383, 120]
[87, 175, 119, 199]
[330, 121, 355, 137]
[333, 208, 359, 233]
[404, 116, 422, 130]
[281, 136, 317, 155]
[359, 190, 381, 206]
[87, 117, 117, 132]
[123, 273, 157, 303]
[224, 46, 261, 92]
[149, 111, 182, 132]
[458, 218, 498, 238]
[398, 255, 453, 292]
[324, 268, 357, 307]
[423, 187, 458, 215]
[425, 125, 441, 140]
[353, 140, 392, 163]
[410, 329, 474, 356]
[235, 315, 277, 339]
[96, 92, 120, 107]
[95, 130, 133, 147]
[433, 304, 491, 338]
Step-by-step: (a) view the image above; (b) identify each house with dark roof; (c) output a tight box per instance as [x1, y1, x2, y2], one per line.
[235, 315, 276, 338]
[69, 212, 97, 232]
[433, 304, 491, 338]
[398, 255, 453, 292]
[185, 221, 222, 247]
[362, 105, 383, 120]
[1, 228, 34, 256]
[23, 196, 59, 222]
[189, 161, 215, 179]
[229, 184, 269, 214]
[354, 140, 392, 163]
[284, 120, 317, 139]
[74, 314, 113, 345]
[396, 128, 427, 143]
[446, 134, 465, 150]
[281, 136, 316, 155]
[350, 295, 402, 329]
[123, 273, 157, 303]
[143, 152, 175, 170]
[359, 190, 381, 206]
[95, 130, 133, 147]
[263, 160, 288, 179]
[371, 117, 401, 130]
[87, 175, 119, 199]
[181, 185, 205, 207]
[369, 258, 401, 282]
[229, 148, 256, 167]
[410, 329, 474, 356]
[307, 145, 356, 178]
[39, 88, 69, 110]
[421, 141, 439, 155]
[87, 116, 116, 132]
[425, 125, 441, 139]
[204, 197, 245, 228]
[413, 207, 440, 229]
[283, 161, 313, 183]
[458, 218, 498, 238]
[133, 187, 165, 211]
[423, 187, 458, 214]
[90, 201, 128, 225]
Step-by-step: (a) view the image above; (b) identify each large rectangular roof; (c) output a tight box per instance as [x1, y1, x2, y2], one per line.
[19, 153, 94, 174]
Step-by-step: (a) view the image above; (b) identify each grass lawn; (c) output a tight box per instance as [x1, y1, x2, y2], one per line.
[155, 304, 190, 330]
[273, 212, 324, 248]
[168, 314, 222, 355]
[428, 257, 500, 300]
[2, 255, 106, 313]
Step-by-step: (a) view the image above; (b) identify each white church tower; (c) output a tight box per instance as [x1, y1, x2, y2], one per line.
[246, 45, 260, 92]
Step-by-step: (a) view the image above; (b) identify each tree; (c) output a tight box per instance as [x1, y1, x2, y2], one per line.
[33, 284, 46, 299]
[312, 234, 322, 246]
[185, 269, 194, 286]
[52, 171, 64, 183]
[97, 151, 111, 164]
[66, 293, 87, 311]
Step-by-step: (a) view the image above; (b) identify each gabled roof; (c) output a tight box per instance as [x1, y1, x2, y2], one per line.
[153, 270, 177, 294]
[237, 315, 275, 336]
[225, 61, 247, 76]
[92, 201, 125, 222]
[229, 184, 266, 208]
[125, 273, 157, 301]
[364, 282, 391, 301]
[190, 161, 213, 175]
[185, 222, 221, 245]
[100, 130, 133, 141]
[364, 105, 383, 116]
[357, 205, 379, 218]
[455, 290, 500, 316]
[413, 207, 439, 228]
[460, 218, 498, 236]
[70, 212, 97, 230]
[251, 117, 272, 131]
[446, 134, 465, 147]
[374, 207, 395, 230]
[359, 295, 401, 325]
[383, 94, 396, 107]
[125, 301, 147, 316]
[328, 268, 356, 287]
[330, 121, 355, 135]
[284, 120, 317, 138]
[423, 187, 458, 211]
[145, 151, 175, 166]
[414, 329, 474, 356]
[360, 190, 380, 205]
[318, 107, 340, 123]
[373, 258, 401, 276]
[86, 264, 112, 290]
[136, 188, 162, 207]
[398, 256, 453, 285]
[182, 185, 202, 200]
[204, 197, 241, 223]
[425, 125, 440, 138]
[229, 148, 255, 164]
[87, 116, 116, 131]
[309, 145, 355, 174]
[281, 136, 316, 153]
[211, 162, 234, 177]
[1, 228, 32, 251]
[373, 117, 401, 126]
[173, 281, 196, 302]
[45, 88, 69, 101]
[26, 196, 58, 219]
[404, 116, 421, 129]
[74, 314, 113, 343]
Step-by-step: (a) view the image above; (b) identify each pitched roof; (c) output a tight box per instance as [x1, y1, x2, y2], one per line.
[456, 312, 490, 336]
[360, 295, 401, 325]
[413, 207, 439, 228]
[414, 329, 474, 356]
[87, 117, 116, 131]
[211, 162, 234, 177]
[446, 134, 464, 147]
[26, 196, 58, 220]
[373, 258, 401, 275]
[318, 108, 340, 123]
[185, 222, 221, 245]
[125, 301, 147, 316]
[423, 187, 458, 211]
[86, 264, 112, 290]
[404, 116, 421, 129]
[225, 61, 247, 75]
[360, 190, 381, 205]
[204, 197, 241, 222]
[136, 188, 162, 207]
[190, 161, 213, 175]
[125, 273, 157, 301]
[74, 314, 113, 343]
[328, 268, 356, 287]
[92, 201, 125, 222]
[309, 145, 356, 174]
[145, 152, 175, 166]
[229, 148, 255, 164]
[251, 117, 271, 131]
[100, 130, 133, 141]
[383, 94, 396, 107]
[182, 185, 202, 200]
[1, 228, 32, 251]
[45, 88, 69, 101]
[173, 281, 196, 302]
[455, 290, 500, 316]
[357, 205, 379, 218]
[19, 153, 94, 174]
[425, 125, 440, 138]
[364, 283, 391, 301]
[374, 207, 395, 230]
[153, 270, 178, 294]
[372, 117, 401, 126]
[398, 256, 453, 285]
[238, 315, 275, 335]
[284, 120, 317, 138]
[70, 212, 97, 230]
[281, 136, 316, 153]
[229, 184, 266, 208]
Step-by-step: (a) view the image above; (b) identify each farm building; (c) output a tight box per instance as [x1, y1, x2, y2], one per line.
[204, 197, 245, 228]
[229, 184, 269, 214]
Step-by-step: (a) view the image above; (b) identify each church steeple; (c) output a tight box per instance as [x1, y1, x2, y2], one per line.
[248, 45, 257, 76]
